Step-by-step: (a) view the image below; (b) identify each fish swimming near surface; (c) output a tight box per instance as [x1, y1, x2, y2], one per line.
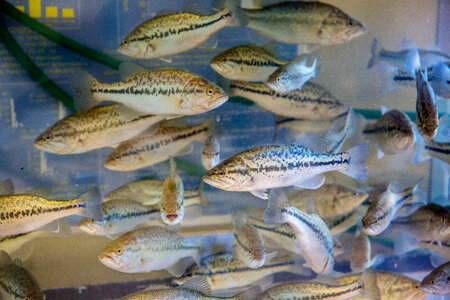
[203, 135, 369, 199]
[420, 261, 450, 295]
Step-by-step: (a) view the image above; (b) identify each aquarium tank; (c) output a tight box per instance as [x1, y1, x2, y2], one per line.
[0, 0, 448, 299]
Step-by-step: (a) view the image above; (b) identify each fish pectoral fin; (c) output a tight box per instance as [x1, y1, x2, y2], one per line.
[118, 62, 148, 80]
[376, 148, 385, 159]
[116, 104, 148, 122]
[155, 8, 178, 17]
[174, 143, 194, 156]
[249, 189, 269, 200]
[139, 257, 152, 265]
[179, 98, 192, 110]
[166, 257, 192, 278]
[293, 174, 325, 190]
[25, 185, 52, 198]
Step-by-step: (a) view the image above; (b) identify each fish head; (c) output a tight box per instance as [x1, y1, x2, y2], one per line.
[77, 217, 106, 235]
[210, 52, 238, 77]
[245, 246, 266, 269]
[267, 69, 291, 92]
[323, 9, 367, 44]
[104, 146, 140, 171]
[420, 269, 448, 295]
[203, 159, 253, 191]
[98, 237, 139, 272]
[33, 123, 76, 154]
[161, 210, 184, 225]
[117, 29, 152, 59]
[20, 285, 45, 300]
[186, 78, 229, 113]
[361, 210, 384, 236]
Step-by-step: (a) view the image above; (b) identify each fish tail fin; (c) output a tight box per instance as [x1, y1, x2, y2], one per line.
[313, 54, 321, 78]
[341, 143, 369, 181]
[438, 114, 450, 140]
[393, 231, 419, 255]
[264, 189, 289, 225]
[203, 115, 222, 137]
[76, 187, 103, 221]
[367, 38, 381, 69]
[405, 47, 421, 77]
[412, 128, 429, 164]
[326, 108, 356, 153]
[430, 62, 450, 96]
[359, 269, 381, 300]
[72, 69, 100, 112]
[217, 0, 248, 27]
[377, 62, 403, 94]
[196, 182, 211, 208]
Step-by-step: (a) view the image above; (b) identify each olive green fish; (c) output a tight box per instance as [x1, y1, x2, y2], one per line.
[350, 231, 385, 273]
[33, 104, 165, 154]
[325, 204, 369, 236]
[230, 81, 348, 120]
[420, 261, 450, 295]
[413, 115, 450, 164]
[201, 135, 220, 170]
[161, 157, 185, 225]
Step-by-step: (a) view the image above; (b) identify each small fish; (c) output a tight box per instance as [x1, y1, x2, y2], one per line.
[230, 81, 348, 120]
[420, 261, 450, 295]
[161, 157, 184, 225]
[350, 231, 385, 273]
[201, 135, 220, 170]
[0, 250, 44, 299]
[105, 116, 219, 171]
[363, 106, 415, 159]
[173, 251, 310, 292]
[104, 179, 208, 207]
[118, 7, 233, 59]
[390, 204, 450, 244]
[232, 213, 268, 269]
[289, 184, 369, 219]
[368, 38, 450, 70]
[262, 270, 379, 300]
[203, 135, 369, 200]
[267, 54, 320, 93]
[406, 48, 439, 139]
[240, 1, 367, 46]
[362, 180, 426, 236]
[412, 115, 450, 164]
[0, 184, 102, 237]
[264, 190, 334, 274]
[77, 199, 160, 237]
[73, 63, 228, 114]
[33, 104, 165, 154]
[0, 231, 52, 254]
[98, 226, 200, 276]
[210, 44, 287, 82]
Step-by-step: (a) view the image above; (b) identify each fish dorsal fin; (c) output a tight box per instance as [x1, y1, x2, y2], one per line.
[437, 114, 450, 140]
[305, 197, 318, 215]
[400, 37, 418, 50]
[155, 8, 179, 17]
[118, 62, 148, 80]
[116, 104, 150, 122]
[144, 283, 174, 291]
[182, 0, 211, 15]
[135, 123, 160, 138]
[424, 44, 443, 52]
[0, 250, 14, 265]
[386, 180, 402, 195]
[296, 135, 327, 153]
[380, 105, 389, 115]
[231, 209, 246, 229]
[405, 48, 420, 76]
[288, 54, 309, 65]
[25, 186, 52, 198]
[261, 42, 278, 56]
[0, 179, 14, 195]
[181, 277, 212, 295]
[175, 143, 195, 157]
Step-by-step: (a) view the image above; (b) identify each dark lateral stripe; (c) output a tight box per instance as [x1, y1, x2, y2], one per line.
[103, 209, 159, 222]
[371, 191, 413, 224]
[393, 75, 414, 82]
[228, 58, 283, 68]
[92, 86, 185, 97]
[276, 117, 296, 125]
[327, 211, 354, 228]
[0, 233, 26, 242]
[0, 204, 82, 221]
[296, 284, 362, 300]
[362, 125, 410, 134]
[425, 145, 450, 154]
[129, 13, 231, 43]
[230, 84, 338, 106]
[421, 240, 450, 247]
[251, 223, 295, 239]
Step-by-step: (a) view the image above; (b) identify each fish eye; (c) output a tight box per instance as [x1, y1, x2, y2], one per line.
[123, 40, 128, 45]
[116, 248, 123, 256]
[115, 155, 120, 160]
[217, 169, 225, 177]
[276, 77, 281, 82]
[45, 135, 52, 140]
[207, 88, 214, 95]
[25, 297, 30, 300]
[441, 217, 445, 223]
[348, 20, 353, 26]
[222, 58, 226, 62]
[430, 280, 435, 284]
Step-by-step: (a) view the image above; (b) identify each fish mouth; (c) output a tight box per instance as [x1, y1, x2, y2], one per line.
[202, 175, 221, 188]
[98, 253, 119, 268]
[418, 284, 436, 294]
[208, 94, 229, 108]
[162, 213, 182, 225]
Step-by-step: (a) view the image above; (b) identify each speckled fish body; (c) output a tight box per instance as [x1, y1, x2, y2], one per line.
[98, 226, 200, 274]
[90, 69, 228, 115]
[118, 9, 233, 59]
[230, 81, 348, 120]
[415, 68, 439, 139]
[289, 184, 369, 219]
[33, 104, 165, 154]
[243, 1, 367, 45]
[201, 135, 220, 170]
[233, 222, 266, 269]
[161, 157, 184, 225]
[0, 251, 44, 300]
[368, 270, 428, 300]
[390, 204, 450, 243]
[105, 118, 215, 171]
[104, 179, 206, 206]
[363, 109, 415, 156]
[0, 188, 102, 237]
[210, 44, 287, 81]
[77, 199, 160, 236]
[0, 232, 51, 254]
[420, 261, 450, 295]
[173, 252, 307, 291]
[120, 287, 241, 300]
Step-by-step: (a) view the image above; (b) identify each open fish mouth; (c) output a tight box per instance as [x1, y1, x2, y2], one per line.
[98, 253, 119, 268]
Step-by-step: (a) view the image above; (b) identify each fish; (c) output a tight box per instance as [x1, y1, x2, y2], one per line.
[98, 226, 200, 276]
[172, 251, 310, 292]
[210, 44, 288, 82]
[390, 203, 450, 244]
[104, 116, 219, 171]
[0, 250, 44, 300]
[412, 115, 450, 164]
[350, 231, 385, 273]
[104, 179, 208, 207]
[420, 261, 450, 295]
[325, 204, 369, 236]
[77, 199, 160, 237]
[73, 63, 228, 114]
[229, 81, 348, 120]
[289, 184, 369, 219]
[406, 48, 439, 140]
[232, 213, 269, 269]
[203, 135, 369, 200]
[264, 189, 335, 274]
[368, 37, 450, 70]
[0, 231, 52, 254]
[0, 184, 102, 237]
[33, 103, 165, 154]
[118, 7, 233, 59]
[161, 157, 185, 225]
[362, 180, 426, 236]
[324, 108, 357, 154]
[261, 270, 379, 300]
[394, 238, 450, 260]
[274, 117, 334, 141]
[267, 54, 320, 93]
[363, 106, 415, 159]
[201, 135, 220, 170]
[240, 1, 367, 46]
